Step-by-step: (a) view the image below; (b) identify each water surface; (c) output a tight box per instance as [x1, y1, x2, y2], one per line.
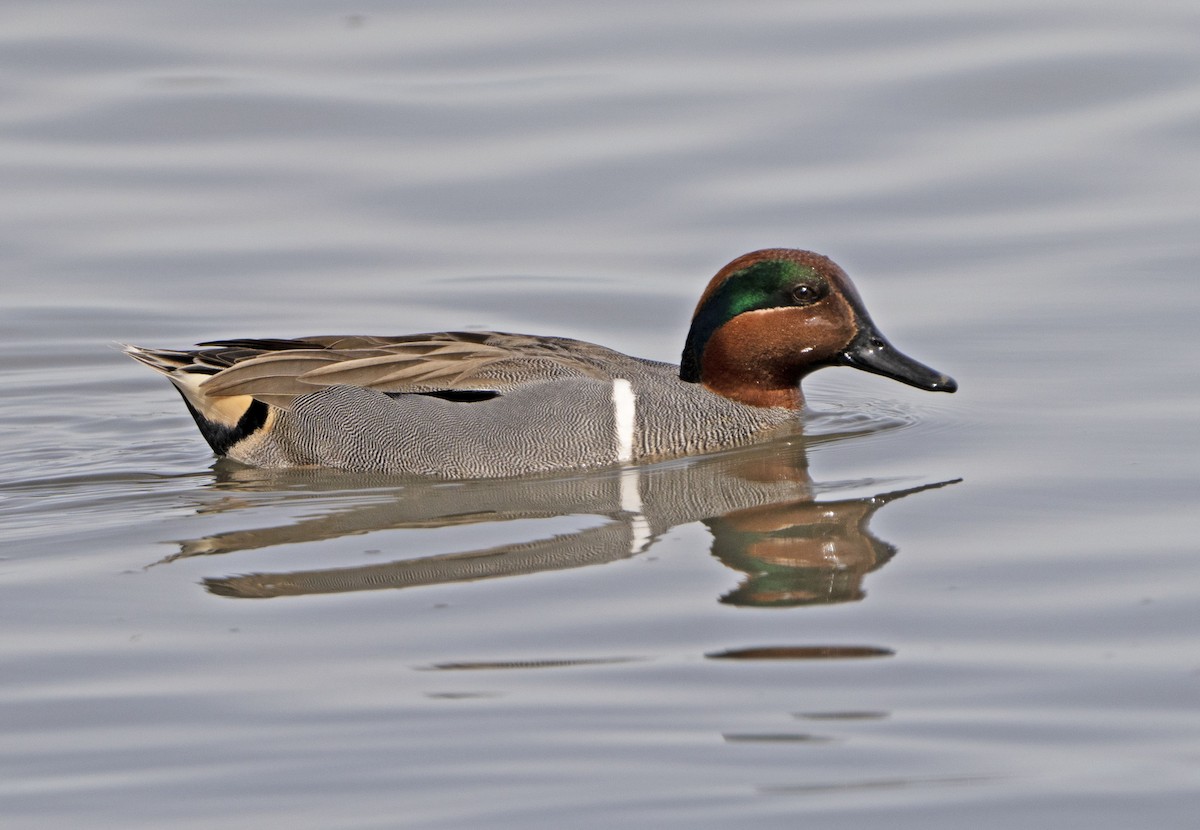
[2, 2, 1199, 828]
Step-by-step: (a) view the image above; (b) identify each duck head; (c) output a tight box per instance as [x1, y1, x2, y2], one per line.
[680, 249, 957, 408]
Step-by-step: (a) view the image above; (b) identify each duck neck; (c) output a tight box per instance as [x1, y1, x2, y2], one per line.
[694, 327, 806, 410]
[703, 375, 804, 409]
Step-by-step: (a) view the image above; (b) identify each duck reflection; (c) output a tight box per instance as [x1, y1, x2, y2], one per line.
[164, 431, 956, 607]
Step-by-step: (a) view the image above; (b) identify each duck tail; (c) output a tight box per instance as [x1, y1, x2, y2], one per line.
[122, 344, 270, 456]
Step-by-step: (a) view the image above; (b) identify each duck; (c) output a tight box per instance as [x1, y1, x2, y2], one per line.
[125, 249, 956, 478]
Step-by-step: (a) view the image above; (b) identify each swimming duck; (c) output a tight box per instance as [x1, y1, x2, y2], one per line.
[125, 249, 956, 477]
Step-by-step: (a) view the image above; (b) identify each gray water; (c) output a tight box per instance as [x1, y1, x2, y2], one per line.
[3, 2, 1199, 827]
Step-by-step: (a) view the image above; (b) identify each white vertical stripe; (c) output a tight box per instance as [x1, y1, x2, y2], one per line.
[613, 379, 646, 553]
[611, 378, 636, 464]
[620, 467, 651, 554]
[619, 466, 643, 514]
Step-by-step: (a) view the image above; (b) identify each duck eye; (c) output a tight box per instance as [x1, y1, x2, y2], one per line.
[790, 282, 824, 305]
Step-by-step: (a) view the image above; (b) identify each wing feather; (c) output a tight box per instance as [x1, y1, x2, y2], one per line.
[190, 331, 617, 408]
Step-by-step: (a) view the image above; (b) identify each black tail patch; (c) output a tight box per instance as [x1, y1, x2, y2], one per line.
[176, 390, 269, 456]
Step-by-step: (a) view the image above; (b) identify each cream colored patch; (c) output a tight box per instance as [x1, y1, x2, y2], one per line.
[611, 378, 636, 463]
[170, 372, 253, 427]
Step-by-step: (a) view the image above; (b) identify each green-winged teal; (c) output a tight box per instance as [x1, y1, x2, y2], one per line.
[125, 249, 956, 477]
